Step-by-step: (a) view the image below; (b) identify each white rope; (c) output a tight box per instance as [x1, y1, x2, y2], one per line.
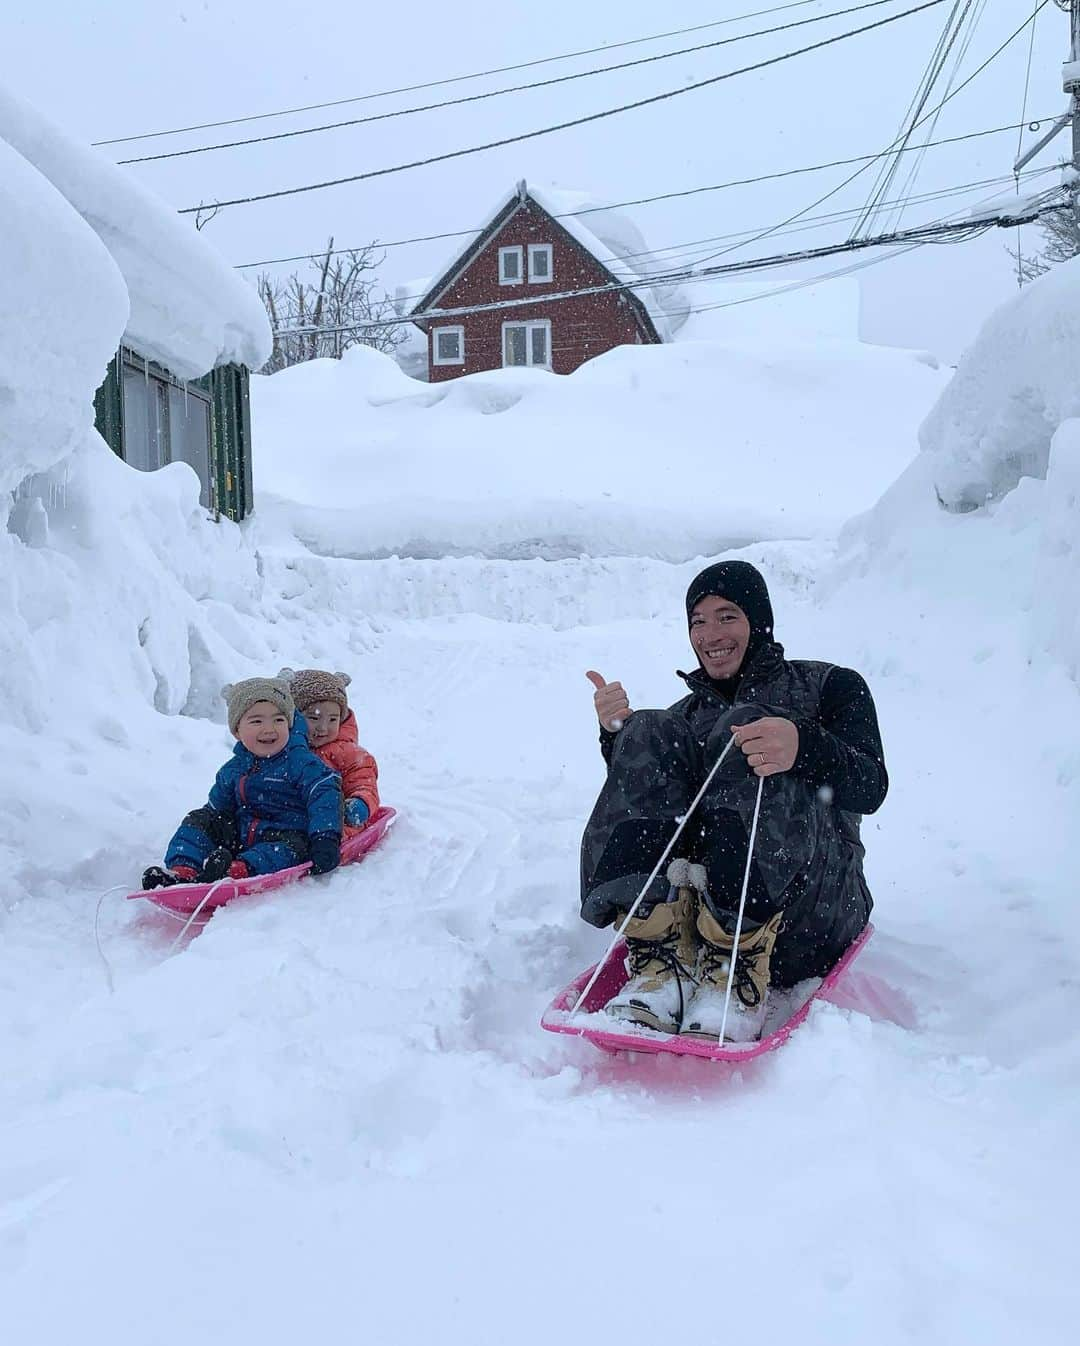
[570, 733, 739, 1016]
[167, 878, 234, 953]
[93, 884, 130, 993]
[717, 774, 767, 1044]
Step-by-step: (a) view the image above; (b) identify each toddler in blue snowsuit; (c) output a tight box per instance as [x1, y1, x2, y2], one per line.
[142, 676, 343, 889]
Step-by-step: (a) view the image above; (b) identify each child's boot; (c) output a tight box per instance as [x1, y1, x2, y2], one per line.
[142, 864, 198, 890]
[605, 861, 703, 1033]
[681, 906, 782, 1042]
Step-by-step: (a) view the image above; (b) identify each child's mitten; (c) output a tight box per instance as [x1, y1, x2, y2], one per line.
[309, 833, 342, 875]
[344, 798, 370, 827]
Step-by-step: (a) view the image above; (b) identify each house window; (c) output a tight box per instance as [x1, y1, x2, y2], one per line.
[121, 356, 213, 508]
[502, 320, 552, 369]
[528, 244, 553, 283]
[499, 246, 524, 285]
[433, 325, 465, 366]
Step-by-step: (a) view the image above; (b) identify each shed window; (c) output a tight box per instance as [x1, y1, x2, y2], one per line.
[499, 246, 524, 285]
[433, 326, 465, 366]
[502, 320, 551, 369]
[528, 244, 553, 283]
[121, 357, 213, 508]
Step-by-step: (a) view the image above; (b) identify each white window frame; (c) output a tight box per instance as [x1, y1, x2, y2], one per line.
[498, 245, 524, 285]
[432, 325, 465, 367]
[502, 319, 552, 370]
[527, 243, 553, 284]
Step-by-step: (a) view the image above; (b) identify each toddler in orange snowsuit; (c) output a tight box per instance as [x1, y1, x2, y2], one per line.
[281, 668, 379, 837]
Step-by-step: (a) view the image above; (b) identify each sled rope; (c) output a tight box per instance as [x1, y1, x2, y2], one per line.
[570, 732, 740, 1016]
[168, 878, 235, 952]
[717, 773, 766, 1044]
[93, 885, 131, 993]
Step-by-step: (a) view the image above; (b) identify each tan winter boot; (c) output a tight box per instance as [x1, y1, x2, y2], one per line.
[681, 906, 783, 1042]
[605, 867, 703, 1033]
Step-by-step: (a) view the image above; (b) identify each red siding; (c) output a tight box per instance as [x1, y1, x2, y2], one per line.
[418, 200, 655, 382]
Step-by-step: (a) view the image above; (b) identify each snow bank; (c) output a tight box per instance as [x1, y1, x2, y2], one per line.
[0, 135, 127, 493]
[919, 255, 1080, 511]
[1034, 418, 1080, 683]
[0, 83, 271, 380]
[854, 252, 1080, 683]
[251, 339, 946, 561]
[0, 88, 277, 891]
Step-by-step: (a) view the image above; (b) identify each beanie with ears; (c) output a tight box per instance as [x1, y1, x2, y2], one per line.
[279, 667, 351, 714]
[222, 677, 295, 734]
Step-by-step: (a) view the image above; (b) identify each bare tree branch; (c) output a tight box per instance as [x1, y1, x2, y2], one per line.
[254, 240, 404, 372]
[193, 201, 222, 232]
[1007, 206, 1080, 286]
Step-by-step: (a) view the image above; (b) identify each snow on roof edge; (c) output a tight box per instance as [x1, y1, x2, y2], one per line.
[0, 84, 272, 382]
[408, 181, 672, 340]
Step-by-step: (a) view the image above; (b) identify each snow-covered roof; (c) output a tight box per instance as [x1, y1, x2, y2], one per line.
[410, 181, 688, 340]
[0, 85, 272, 382]
[0, 123, 129, 496]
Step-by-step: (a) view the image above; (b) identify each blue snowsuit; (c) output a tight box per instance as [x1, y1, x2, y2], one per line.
[166, 716, 342, 875]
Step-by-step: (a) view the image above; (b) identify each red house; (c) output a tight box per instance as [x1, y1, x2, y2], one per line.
[409, 181, 667, 382]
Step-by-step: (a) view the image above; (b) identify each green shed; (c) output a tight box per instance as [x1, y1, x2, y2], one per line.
[94, 346, 255, 522]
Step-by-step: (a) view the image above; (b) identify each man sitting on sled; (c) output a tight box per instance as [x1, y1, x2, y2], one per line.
[581, 561, 888, 1043]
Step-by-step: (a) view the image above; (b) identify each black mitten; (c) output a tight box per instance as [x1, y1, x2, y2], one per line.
[309, 833, 342, 875]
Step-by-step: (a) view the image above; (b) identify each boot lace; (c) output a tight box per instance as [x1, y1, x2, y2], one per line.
[626, 930, 695, 1025]
[699, 941, 762, 1010]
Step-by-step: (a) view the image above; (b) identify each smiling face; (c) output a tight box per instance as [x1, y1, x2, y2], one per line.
[303, 698, 343, 749]
[689, 595, 752, 681]
[234, 701, 291, 757]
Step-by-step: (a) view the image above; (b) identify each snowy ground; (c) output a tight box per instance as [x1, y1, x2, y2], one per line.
[3, 508, 1077, 1342]
[2, 138, 1077, 1335]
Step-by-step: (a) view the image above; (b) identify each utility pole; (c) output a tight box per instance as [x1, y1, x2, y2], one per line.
[1066, 0, 1071, 191]
[1065, 0, 1080, 194]
[1015, 1, 1080, 210]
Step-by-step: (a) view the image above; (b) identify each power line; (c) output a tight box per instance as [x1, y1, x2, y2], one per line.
[385, 163, 1058, 311]
[119, 0, 918, 166]
[178, 0, 947, 216]
[91, 0, 841, 147]
[848, 0, 977, 237]
[232, 115, 1056, 271]
[876, 0, 991, 232]
[663, 0, 1052, 273]
[1012, 1, 1041, 285]
[269, 191, 1072, 336]
[681, 159, 1048, 318]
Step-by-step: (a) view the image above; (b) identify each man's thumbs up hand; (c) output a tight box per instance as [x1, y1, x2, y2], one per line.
[586, 670, 632, 732]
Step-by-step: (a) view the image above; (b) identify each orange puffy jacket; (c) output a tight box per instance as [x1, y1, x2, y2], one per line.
[313, 710, 380, 836]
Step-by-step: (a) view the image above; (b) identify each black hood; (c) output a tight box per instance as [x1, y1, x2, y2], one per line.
[684, 560, 775, 680]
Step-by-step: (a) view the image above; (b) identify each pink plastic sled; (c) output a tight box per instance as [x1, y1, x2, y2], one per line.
[129, 806, 397, 923]
[541, 921, 875, 1062]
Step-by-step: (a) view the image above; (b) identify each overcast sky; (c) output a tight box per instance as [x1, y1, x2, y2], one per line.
[4, 0, 1071, 360]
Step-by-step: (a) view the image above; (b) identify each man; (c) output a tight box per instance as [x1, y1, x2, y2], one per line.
[580, 560, 887, 1041]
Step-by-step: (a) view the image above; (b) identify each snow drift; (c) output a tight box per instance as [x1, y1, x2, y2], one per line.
[252, 338, 947, 561]
[919, 253, 1080, 512]
[0, 85, 274, 890]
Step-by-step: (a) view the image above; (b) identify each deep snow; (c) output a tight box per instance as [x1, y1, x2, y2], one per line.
[251, 338, 947, 560]
[2, 94, 1078, 1344]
